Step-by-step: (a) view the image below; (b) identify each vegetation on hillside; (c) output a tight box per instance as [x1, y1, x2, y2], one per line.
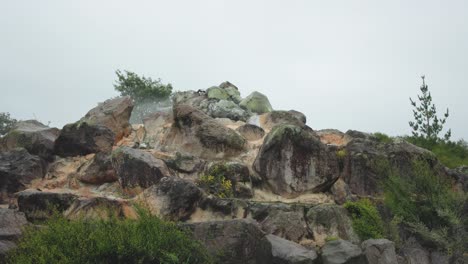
[6, 210, 212, 264]
[0, 112, 17, 136]
[344, 199, 385, 240]
[383, 160, 467, 256]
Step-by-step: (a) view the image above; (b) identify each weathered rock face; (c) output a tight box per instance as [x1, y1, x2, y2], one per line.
[0, 209, 28, 261]
[253, 125, 339, 197]
[343, 134, 440, 196]
[267, 234, 319, 264]
[139, 177, 202, 221]
[361, 239, 398, 264]
[240, 91, 273, 114]
[164, 152, 206, 179]
[248, 203, 310, 243]
[75, 153, 117, 184]
[316, 129, 352, 147]
[17, 190, 78, 221]
[258, 111, 306, 132]
[184, 219, 273, 264]
[111, 147, 171, 191]
[306, 204, 359, 246]
[162, 104, 246, 158]
[54, 122, 115, 157]
[81, 96, 134, 142]
[0, 120, 60, 161]
[0, 149, 46, 203]
[321, 239, 366, 264]
[236, 124, 265, 141]
[64, 197, 136, 220]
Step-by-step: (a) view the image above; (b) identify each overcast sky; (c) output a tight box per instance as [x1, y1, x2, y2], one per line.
[1, 0, 467, 139]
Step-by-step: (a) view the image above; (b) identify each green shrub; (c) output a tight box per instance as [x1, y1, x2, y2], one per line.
[344, 199, 385, 240]
[0, 112, 17, 136]
[197, 174, 233, 198]
[373, 132, 393, 144]
[383, 160, 467, 254]
[405, 136, 468, 168]
[7, 210, 212, 264]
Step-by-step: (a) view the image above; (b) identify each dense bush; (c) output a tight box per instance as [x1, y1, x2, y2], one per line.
[197, 174, 233, 198]
[344, 199, 385, 240]
[405, 136, 468, 168]
[383, 160, 467, 255]
[7, 210, 212, 264]
[372, 132, 393, 144]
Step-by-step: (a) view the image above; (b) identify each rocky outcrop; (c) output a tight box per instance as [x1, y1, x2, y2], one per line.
[0, 149, 46, 203]
[17, 190, 78, 221]
[111, 147, 171, 191]
[321, 239, 366, 264]
[258, 111, 306, 132]
[75, 153, 117, 184]
[306, 204, 359, 246]
[267, 234, 319, 264]
[138, 177, 202, 221]
[0, 120, 60, 161]
[343, 134, 440, 196]
[207, 99, 250, 121]
[54, 122, 115, 157]
[184, 219, 273, 264]
[81, 96, 134, 142]
[253, 125, 339, 197]
[361, 239, 398, 264]
[240, 91, 273, 114]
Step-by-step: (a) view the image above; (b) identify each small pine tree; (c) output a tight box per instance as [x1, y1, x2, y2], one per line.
[0, 112, 17, 136]
[409, 75, 451, 141]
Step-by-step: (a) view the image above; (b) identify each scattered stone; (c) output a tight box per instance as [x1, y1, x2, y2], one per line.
[0, 208, 28, 241]
[267, 234, 319, 264]
[54, 121, 115, 157]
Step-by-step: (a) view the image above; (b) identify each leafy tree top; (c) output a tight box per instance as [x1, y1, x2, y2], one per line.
[113, 70, 173, 103]
[409, 75, 451, 141]
[0, 112, 17, 136]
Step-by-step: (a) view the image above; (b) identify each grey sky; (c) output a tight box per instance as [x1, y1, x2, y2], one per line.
[1, 0, 467, 139]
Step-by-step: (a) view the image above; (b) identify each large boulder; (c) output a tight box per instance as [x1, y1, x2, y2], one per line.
[75, 153, 117, 184]
[321, 239, 366, 264]
[361, 239, 398, 264]
[258, 110, 306, 131]
[240, 91, 273, 114]
[267, 234, 319, 264]
[111, 147, 171, 191]
[138, 177, 202, 221]
[81, 96, 134, 141]
[306, 204, 359, 246]
[17, 190, 78, 221]
[253, 125, 339, 197]
[0, 120, 60, 161]
[54, 121, 115, 157]
[0, 149, 46, 203]
[162, 104, 246, 158]
[184, 219, 273, 264]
